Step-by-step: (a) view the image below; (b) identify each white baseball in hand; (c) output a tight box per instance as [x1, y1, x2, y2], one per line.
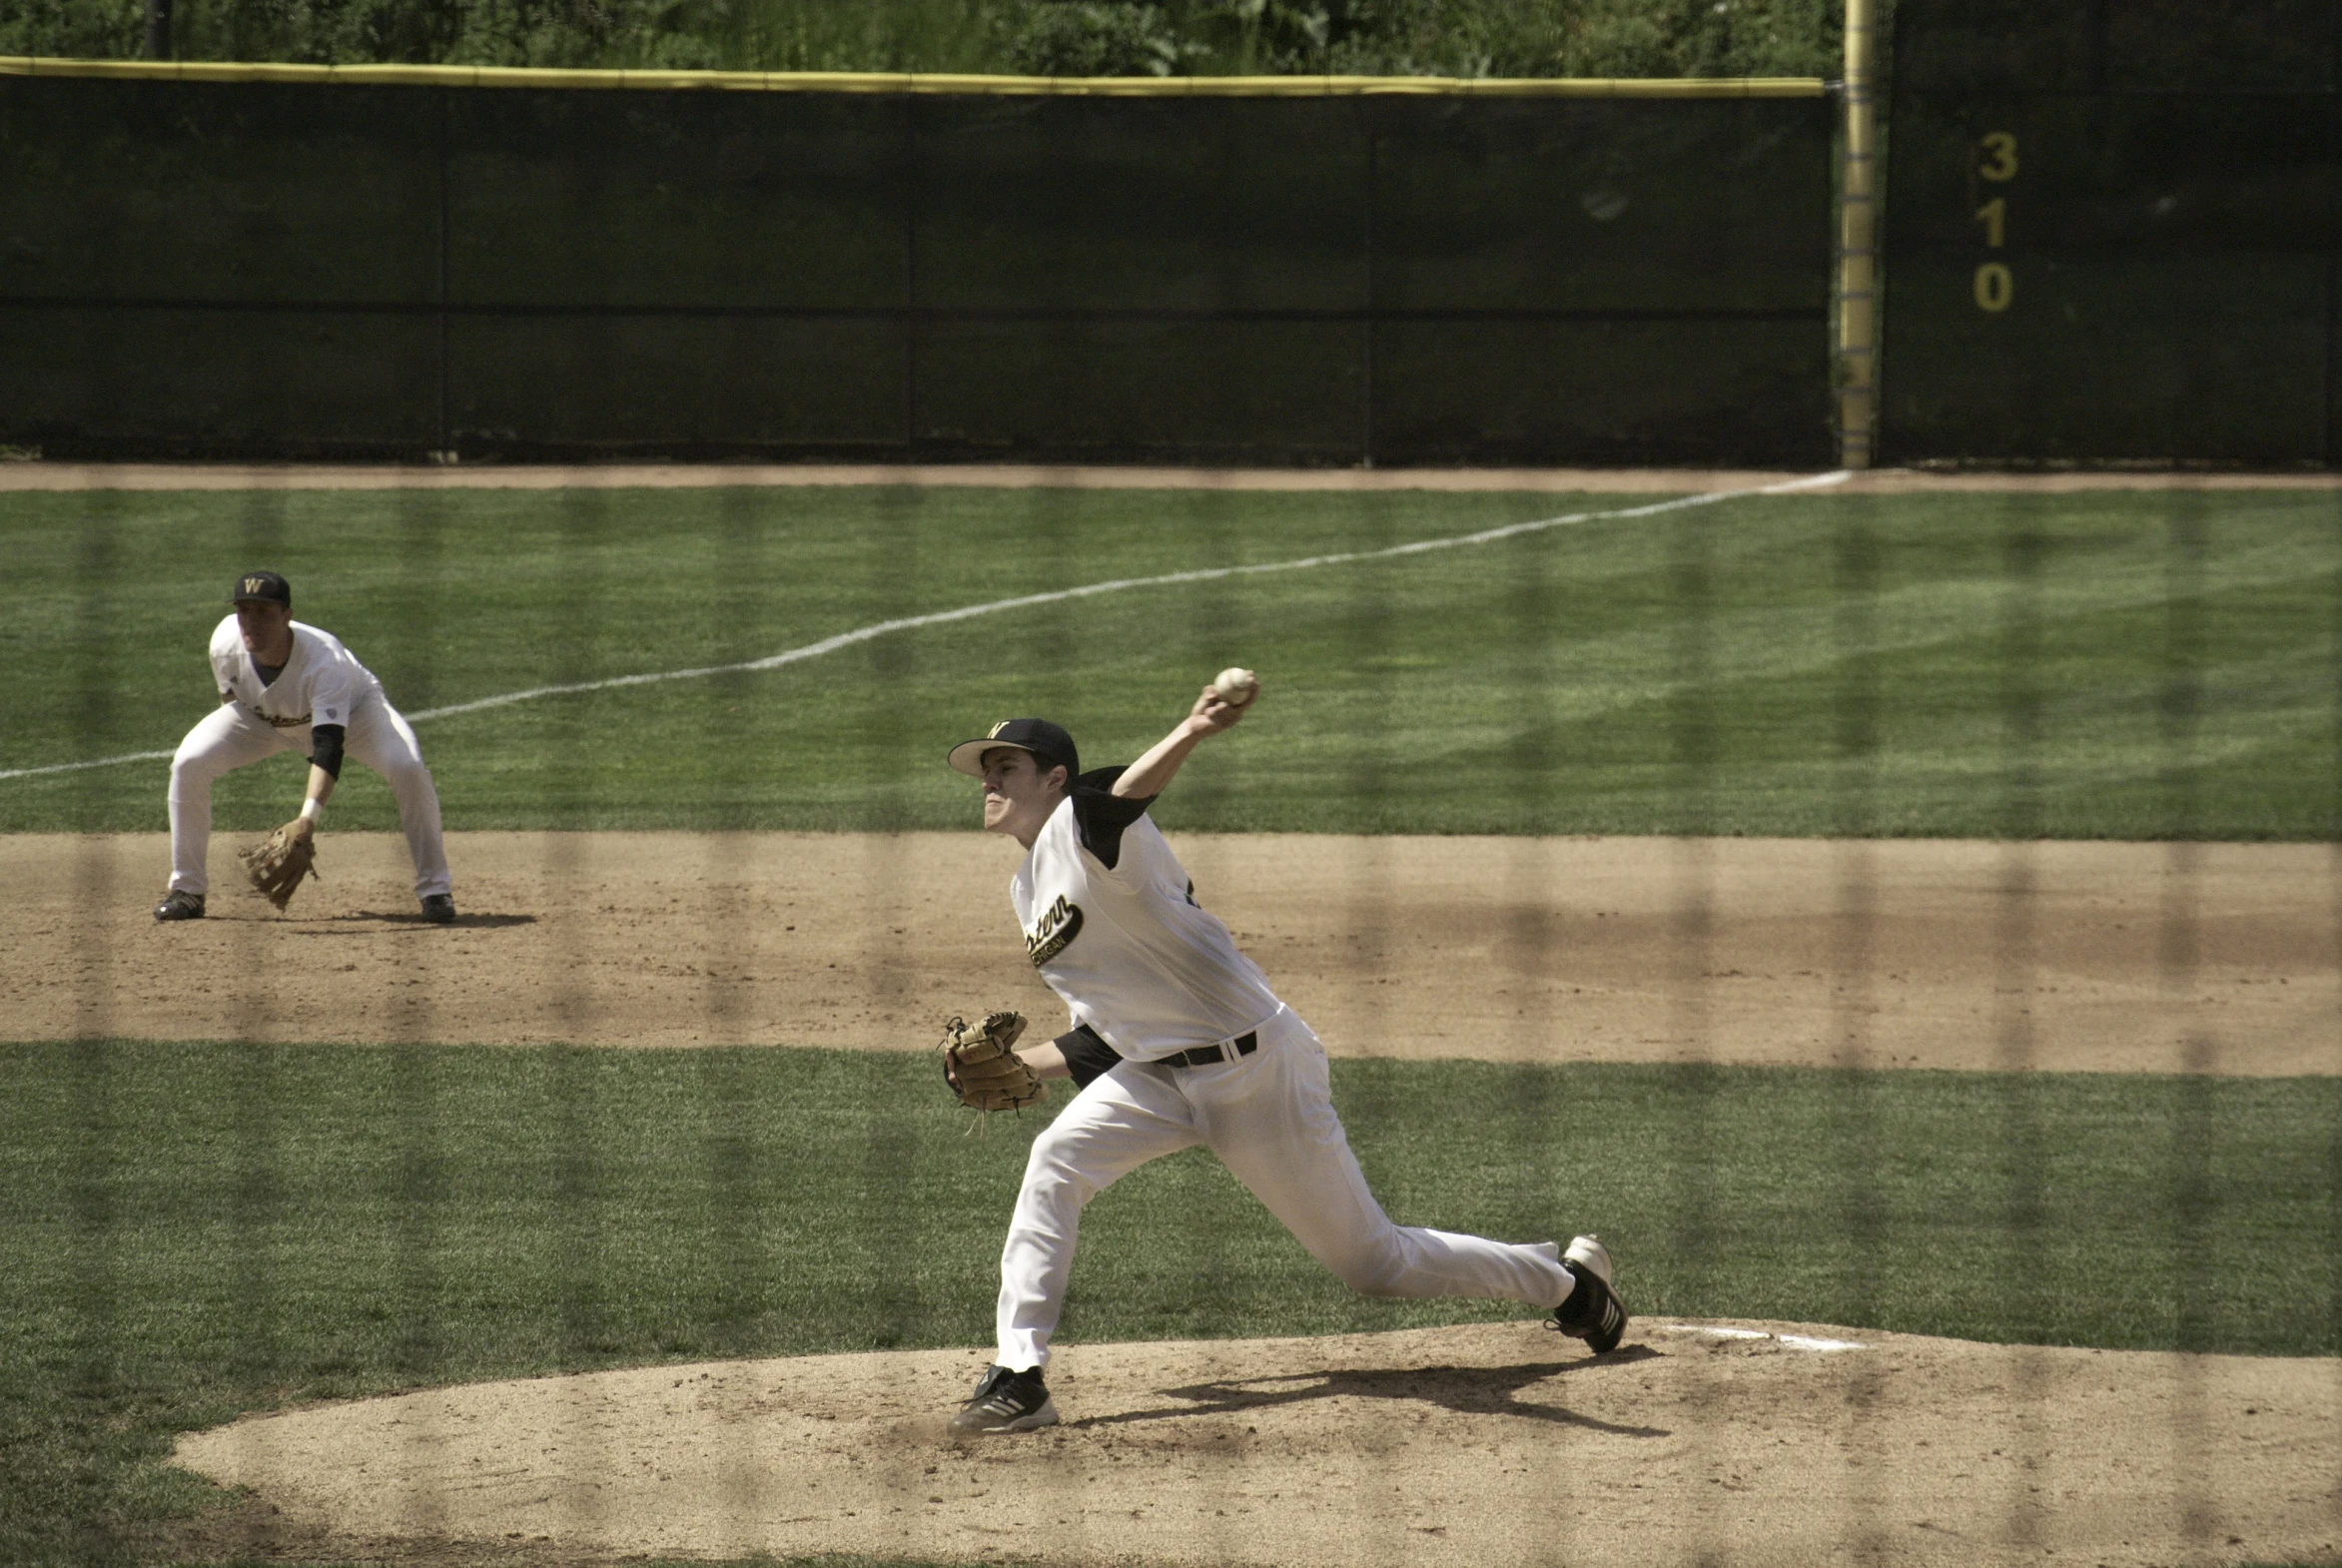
[1211, 666, 1259, 707]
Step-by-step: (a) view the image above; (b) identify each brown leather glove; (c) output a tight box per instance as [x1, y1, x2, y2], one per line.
[238, 821, 320, 912]
[941, 1011, 1045, 1113]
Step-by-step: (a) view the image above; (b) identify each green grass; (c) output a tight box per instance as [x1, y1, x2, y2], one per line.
[3, 1041, 2336, 1564]
[5, 477, 2339, 1566]
[4, 483, 2339, 839]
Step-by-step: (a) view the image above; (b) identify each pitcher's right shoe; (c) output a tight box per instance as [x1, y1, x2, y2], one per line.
[153, 890, 206, 922]
[949, 1364, 1059, 1433]
[1550, 1234, 1629, 1354]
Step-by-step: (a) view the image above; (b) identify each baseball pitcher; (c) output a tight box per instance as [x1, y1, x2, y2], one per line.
[938, 675, 1627, 1433]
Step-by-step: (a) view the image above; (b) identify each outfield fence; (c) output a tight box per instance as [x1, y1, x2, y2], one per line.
[0, 60, 1832, 466]
[1881, 0, 2342, 463]
[12, 11, 2342, 470]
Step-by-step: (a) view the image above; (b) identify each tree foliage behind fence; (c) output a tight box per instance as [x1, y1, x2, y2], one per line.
[0, 0, 1847, 79]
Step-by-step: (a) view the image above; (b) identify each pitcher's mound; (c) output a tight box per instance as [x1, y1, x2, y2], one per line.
[176, 1320, 2336, 1568]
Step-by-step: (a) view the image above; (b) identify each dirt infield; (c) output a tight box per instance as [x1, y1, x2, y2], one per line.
[12, 831, 2335, 1076]
[175, 1319, 2342, 1568]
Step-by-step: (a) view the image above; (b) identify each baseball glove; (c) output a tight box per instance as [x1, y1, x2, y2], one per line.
[941, 1011, 1044, 1113]
[238, 822, 319, 912]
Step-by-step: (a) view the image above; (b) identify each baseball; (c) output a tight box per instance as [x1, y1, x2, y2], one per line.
[1211, 666, 1259, 706]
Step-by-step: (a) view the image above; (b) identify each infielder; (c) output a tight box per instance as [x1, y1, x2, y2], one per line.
[153, 571, 454, 924]
[940, 678, 1627, 1433]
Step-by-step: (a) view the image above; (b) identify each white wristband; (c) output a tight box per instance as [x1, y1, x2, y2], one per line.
[299, 798, 324, 824]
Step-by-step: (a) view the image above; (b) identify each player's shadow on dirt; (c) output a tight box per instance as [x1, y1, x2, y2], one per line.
[1077, 1349, 1667, 1438]
[312, 911, 538, 929]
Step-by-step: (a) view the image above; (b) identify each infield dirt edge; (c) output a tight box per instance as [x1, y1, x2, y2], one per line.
[11, 831, 2336, 1077]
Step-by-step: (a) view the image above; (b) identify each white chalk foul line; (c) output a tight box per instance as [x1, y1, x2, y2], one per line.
[0, 746, 180, 781]
[1, 469, 1849, 782]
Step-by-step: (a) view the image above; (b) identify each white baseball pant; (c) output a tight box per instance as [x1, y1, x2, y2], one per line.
[995, 1005, 1572, 1371]
[166, 692, 451, 900]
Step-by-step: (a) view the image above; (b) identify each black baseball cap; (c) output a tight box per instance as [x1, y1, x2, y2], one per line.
[947, 718, 1079, 780]
[231, 570, 291, 607]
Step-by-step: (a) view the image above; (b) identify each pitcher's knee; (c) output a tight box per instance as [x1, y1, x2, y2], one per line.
[1022, 1136, 1104, 1212]
[1326, 1240, 1410, 1296]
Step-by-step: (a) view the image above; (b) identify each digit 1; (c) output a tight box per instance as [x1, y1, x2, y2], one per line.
[1974, 197, 2005, 248]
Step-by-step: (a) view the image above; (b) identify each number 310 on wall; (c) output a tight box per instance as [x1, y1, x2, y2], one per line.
[1974, 132, 2016, 314]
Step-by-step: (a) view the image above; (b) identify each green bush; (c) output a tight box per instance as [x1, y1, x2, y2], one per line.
[0, 0, 1851, 77]
[1005, 2, 1187, 75]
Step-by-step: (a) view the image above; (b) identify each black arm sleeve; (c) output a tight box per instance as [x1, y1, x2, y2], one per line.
[1054, 1024, 1124, 1090]
[1069, 765, 1155, 870]
[308, 723, 346, 780]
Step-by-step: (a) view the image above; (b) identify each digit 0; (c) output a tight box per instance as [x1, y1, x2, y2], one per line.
[1973, 263, 2013, 313]
[1978, 132, 2018, 182]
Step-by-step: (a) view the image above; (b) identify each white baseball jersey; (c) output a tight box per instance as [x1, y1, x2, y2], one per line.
[208, 615, 379, 734]
[169, 615, 449, 902]
[1011, 788, 1281, 1061]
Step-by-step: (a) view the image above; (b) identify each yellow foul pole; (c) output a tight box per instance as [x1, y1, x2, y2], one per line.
[1838, 0, 1880, 468]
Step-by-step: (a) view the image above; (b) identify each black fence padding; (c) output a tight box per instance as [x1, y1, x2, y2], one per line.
[0, 82, 442, 305]
[917, 97, 1370, 313]
[0, 77, 1833, 465]
[1897, 0, 2341, 94]
[1373, 99, 1827, 313]
[446, 91, 911, 312]
[1884, 0, 2341, 463]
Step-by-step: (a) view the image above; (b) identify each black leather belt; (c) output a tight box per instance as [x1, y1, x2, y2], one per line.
[1165, 1032, 1257, 1069]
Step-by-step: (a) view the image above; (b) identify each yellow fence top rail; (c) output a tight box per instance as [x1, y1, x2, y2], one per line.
[0, 55, 1827, 97]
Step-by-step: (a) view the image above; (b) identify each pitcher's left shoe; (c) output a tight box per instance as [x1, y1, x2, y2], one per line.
[1550, 1233, 1629, 1354]
[949, 1364, 1059, 1433]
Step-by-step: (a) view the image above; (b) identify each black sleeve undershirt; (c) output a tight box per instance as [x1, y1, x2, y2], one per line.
[1069, 765, 1155, 870]
[309, 723, 346, 780]
[1054, 1024, 1124, 1090]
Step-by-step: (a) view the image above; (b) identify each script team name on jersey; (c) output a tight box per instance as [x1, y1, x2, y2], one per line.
[1025, 894, 1085, 968]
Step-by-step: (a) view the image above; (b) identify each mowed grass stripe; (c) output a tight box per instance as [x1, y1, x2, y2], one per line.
[3, 485, 2338, 836]
[2, 1042, 2335, 1561]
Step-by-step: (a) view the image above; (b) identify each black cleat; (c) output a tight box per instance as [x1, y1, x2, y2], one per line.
[153, 890, 206, 922]
[949, 1364, 1059, 1433]
[1550, 1234, 1629, 1354]
[419, 894, 455, 924]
